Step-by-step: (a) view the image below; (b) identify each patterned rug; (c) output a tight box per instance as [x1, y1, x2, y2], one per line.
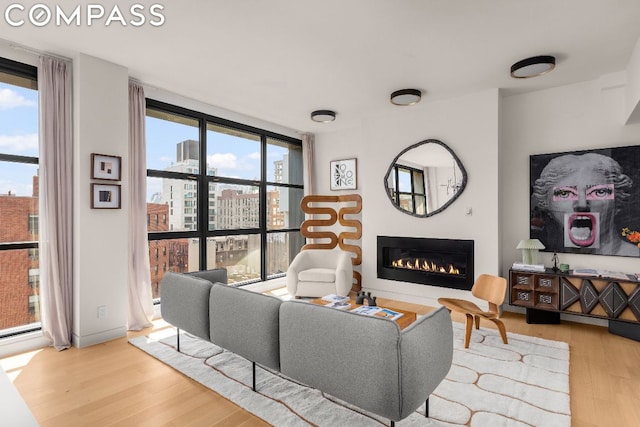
[129, 323, 570, 426]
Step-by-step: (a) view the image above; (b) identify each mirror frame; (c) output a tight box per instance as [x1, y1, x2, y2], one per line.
[384, 138, 468, 218]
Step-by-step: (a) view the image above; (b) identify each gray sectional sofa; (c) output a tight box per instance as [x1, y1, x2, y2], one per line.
[160, 270, 453, 426]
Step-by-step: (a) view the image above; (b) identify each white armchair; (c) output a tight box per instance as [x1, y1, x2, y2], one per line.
[287, 249, 353, 297]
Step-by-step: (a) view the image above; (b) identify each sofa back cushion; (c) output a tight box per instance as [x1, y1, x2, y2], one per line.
[279, 301, 402, 419]
[160, 272, 213, 341]
[209, 284, 282, 371]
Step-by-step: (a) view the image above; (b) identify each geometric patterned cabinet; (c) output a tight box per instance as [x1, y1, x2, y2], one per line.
[559, 276, 640, 322]
[510, 269, 640, 339]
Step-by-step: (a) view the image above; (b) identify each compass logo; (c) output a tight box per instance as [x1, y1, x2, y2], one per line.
[4, 3, 165, 27]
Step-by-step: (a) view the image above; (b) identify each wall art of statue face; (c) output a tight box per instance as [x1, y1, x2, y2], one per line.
[531, 151, 640, 257]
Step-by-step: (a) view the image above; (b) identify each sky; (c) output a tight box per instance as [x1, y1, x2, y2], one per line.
[0, 79, 294, 201]
[145, 115, 293, 201]
[0, 82, 39, 197]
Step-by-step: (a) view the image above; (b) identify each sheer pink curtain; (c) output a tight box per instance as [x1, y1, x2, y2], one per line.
[127, 80, 153, 330]
[38, 56, 73, 350]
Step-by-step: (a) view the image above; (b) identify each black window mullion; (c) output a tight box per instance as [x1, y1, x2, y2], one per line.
[260, 135, 267, 281]
[199, 117, 207, 270]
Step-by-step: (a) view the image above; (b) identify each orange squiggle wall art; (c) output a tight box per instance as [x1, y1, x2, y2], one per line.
[300, 194, 362, 291]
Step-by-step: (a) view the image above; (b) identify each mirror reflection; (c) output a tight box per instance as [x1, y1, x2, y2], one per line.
[384, 139, 467, 217]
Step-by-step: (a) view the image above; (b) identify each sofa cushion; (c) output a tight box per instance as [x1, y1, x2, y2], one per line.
[298, 268, 336, 283]
[160, 272, 213, 341]
[209, 284, 282, 371]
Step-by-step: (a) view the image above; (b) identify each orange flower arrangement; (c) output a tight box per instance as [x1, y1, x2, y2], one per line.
[621, 227, 640, 247]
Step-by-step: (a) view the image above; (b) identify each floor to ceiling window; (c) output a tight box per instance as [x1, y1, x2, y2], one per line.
[146, 99, 304, 300]
[0, 57, 40, 337]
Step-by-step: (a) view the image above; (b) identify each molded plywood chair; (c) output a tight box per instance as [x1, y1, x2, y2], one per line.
[437, 274, 508, 348]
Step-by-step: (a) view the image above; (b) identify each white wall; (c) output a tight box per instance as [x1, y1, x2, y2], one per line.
[314, 89, 501, 307]
[72, 54, 129, 347]
[501, 75, 640, 323]
[501, 76, 640, 275]
[625, 37, 640, 124]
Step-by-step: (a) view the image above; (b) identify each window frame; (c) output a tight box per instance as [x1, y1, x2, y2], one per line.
[390, 164, 427, 215]
[0, 57, 40, 338]
[146, 99, 304, 287]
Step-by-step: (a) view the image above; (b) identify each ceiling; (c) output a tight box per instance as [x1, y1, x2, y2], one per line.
[2, 0, 640, 134]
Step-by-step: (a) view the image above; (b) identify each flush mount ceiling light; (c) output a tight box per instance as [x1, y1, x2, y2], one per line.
[390, 89, 422, 106]
[510, 55, 556, 78]
[310, 110, 336, 123]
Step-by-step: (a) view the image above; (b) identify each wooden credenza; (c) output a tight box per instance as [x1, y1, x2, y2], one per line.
[509, 269, 640, 340]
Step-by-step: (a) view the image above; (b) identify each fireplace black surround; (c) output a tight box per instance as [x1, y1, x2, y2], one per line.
[377, 236, 474, 290]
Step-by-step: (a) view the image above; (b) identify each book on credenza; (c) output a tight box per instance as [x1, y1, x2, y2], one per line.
[511, 262, 546, 272]
[571, 269, 633, 281]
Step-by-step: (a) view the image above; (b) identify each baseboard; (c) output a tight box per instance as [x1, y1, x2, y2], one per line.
[72, 326, 127, 348]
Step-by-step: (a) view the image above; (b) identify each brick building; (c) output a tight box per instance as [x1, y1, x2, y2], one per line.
[0, 176, 40, 330]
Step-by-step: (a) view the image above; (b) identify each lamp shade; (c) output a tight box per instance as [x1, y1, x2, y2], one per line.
[390, 89, 422, 106]
[516, 239, 545, 265]
[310, 110, 336, 123]
[510, 55, 556, 78]
[516, 239, 546, 250]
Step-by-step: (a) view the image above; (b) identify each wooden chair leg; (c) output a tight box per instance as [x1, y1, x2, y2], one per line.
[489, 318, 508, 344]
[474, 315, 481, 329]
[464, 313, 474, 348]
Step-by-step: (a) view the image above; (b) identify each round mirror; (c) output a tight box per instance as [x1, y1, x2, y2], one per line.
[384, 139, 467, 217]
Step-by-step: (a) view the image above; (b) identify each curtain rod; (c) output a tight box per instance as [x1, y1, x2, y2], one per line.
[9, 43, 72, 63]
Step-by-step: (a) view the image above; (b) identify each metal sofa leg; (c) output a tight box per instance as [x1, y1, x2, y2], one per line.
[390, 421, 394, 427]
[176, 327, 181, 352]
[252, 361, 256, 391]
[425, 397, 429, 417]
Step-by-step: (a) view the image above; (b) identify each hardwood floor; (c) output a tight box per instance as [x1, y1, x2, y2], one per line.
[2, 298, 640, 426]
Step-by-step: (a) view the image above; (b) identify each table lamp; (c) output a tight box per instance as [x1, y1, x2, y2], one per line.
[516, 239, 545, 265]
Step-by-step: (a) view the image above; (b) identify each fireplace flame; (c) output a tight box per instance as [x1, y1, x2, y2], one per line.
[391, 258, 460, 275]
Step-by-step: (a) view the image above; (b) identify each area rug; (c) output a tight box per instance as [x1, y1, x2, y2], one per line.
[129, 323, 570, 426]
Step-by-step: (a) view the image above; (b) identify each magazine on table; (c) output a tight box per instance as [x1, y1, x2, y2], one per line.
[324, 301, 351, 310]
[350, 306, 382, 316]
[321, 294, 349, 303]
[374, 308, 404, 321]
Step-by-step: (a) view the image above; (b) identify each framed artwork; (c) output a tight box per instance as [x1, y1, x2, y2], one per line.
[529, 144, 640, 257]
[330, 158, 357, 190]
[91, 153, 122, 181]
[91, 183, 121, 209]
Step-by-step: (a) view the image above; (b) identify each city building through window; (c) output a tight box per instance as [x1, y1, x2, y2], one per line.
[146, 100, 304, 301]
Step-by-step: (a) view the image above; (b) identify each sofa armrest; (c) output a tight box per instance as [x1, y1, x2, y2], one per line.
[334, 251, 353, 296]
[398, 307, 453, 419]
[188, 268, 228, 285]
[280, 301, 402, 419]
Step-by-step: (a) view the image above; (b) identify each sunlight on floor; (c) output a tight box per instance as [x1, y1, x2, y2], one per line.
[0, 349, 43, 382]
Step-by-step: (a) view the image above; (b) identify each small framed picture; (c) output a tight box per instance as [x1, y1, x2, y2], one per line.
[91, 183, 121, 209]
[330, 158, 357, 190]
[91, 153, 122, 181]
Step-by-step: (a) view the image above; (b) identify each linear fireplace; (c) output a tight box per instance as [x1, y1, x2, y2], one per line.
[377, 236, 474, 290]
